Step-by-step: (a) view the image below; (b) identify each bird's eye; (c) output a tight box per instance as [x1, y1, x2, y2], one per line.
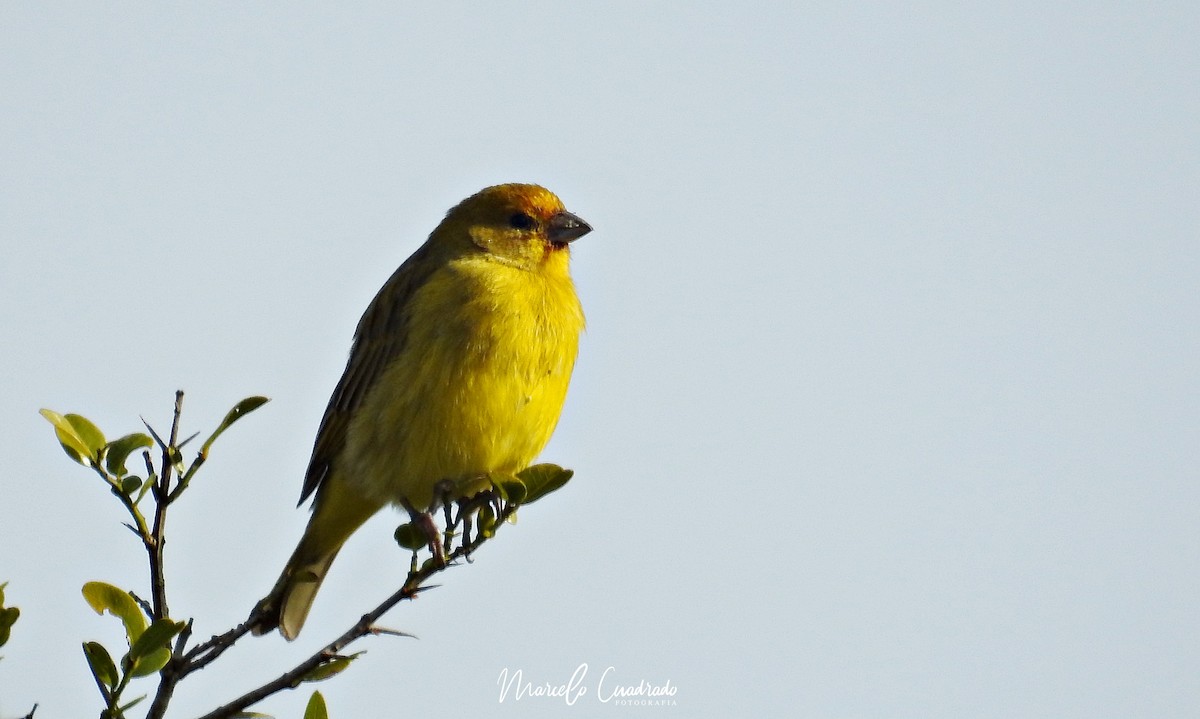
[508, 212, 536, 230]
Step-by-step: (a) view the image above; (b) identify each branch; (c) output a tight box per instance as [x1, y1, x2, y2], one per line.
[145, 391, 185, 719]
[149, 390, 184, 621]
[179, 617, 257, 674]
[43, 389, 564, 719]
[193, 500, 517, 719]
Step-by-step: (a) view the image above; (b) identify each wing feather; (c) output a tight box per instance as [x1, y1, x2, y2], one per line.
[298, 240, 443, 505]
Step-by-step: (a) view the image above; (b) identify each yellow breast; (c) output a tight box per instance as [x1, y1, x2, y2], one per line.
[340, 252, 584, 509]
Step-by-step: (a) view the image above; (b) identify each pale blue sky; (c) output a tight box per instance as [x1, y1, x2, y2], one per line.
[2, 2, 1197, 717]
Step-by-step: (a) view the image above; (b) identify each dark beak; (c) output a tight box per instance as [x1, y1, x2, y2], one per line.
[547, 211, 592, 244]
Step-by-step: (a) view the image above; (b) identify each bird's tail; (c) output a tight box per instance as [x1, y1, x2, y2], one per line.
[251, 482, 380, 640]
[252, 544, 342, 640]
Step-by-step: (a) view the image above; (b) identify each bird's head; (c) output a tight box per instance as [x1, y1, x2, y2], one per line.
[439, 183, 592, 270]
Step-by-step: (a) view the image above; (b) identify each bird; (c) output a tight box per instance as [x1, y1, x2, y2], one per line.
[252, 183, 591, 640]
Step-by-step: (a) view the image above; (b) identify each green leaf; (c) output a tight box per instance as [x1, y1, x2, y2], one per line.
[0, 582, 11, 651]
[200, 396, 269, 457]
[487, 472, 517, 502]
[129, 647, 171, 677]
[303, 691, 329, 719]
[105, 433, 153, 476]
[120, 476, 143, 496]
[136, 474, 155, 503]
[517, 463, 574, 504]
[66, 413, 106, 455]
[394, 523, 426, 551]
[477, 504, 497, 539]
[39, 408, 94, 465]
[230, 713, 274, 719]
[128, 618, 182, 662]
[488, 472, 528, 505]
[82, 582, 147, 645]
[118, 695, 147, 713]
[499, 478, 527, 505]
[302, 652, 362, 683]
[83, 641, 119, 689]
[0, 606, 18, 648]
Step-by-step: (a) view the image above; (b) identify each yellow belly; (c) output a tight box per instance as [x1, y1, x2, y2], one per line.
[339, 254, 583, 509]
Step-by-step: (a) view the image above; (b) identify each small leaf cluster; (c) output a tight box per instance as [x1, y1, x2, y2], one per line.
[41, 409, 154, 495]
[39, 395, 268, 719]
[481, 463, 573, 536]
[81, 581, 185, 716]
[40, 395, 268, 508]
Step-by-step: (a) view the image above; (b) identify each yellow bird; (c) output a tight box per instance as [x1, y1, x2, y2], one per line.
[253, 183, 590, 640]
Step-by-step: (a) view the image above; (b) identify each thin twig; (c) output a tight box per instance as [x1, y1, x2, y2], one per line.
[145, 391, 184, 719]
[178, 617, 257, 674]
[150, 390, 183, 620]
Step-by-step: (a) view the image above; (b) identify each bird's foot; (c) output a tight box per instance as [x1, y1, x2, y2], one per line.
[401, 499, 445, 566]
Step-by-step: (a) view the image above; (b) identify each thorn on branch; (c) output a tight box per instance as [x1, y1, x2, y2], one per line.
[368, 626, 417, 639]
[129, 590, 154, 617]
[174, 618, 194, 655]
